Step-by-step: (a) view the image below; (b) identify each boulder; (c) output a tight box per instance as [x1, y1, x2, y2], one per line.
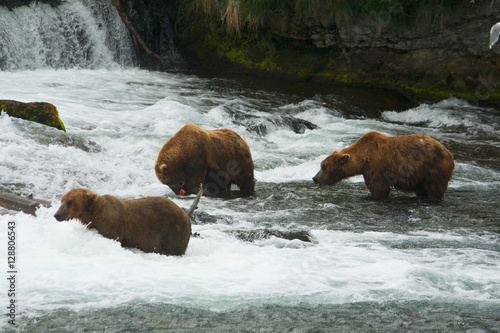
[0, 100, 66, 131]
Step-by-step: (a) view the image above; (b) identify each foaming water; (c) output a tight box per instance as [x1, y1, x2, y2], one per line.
[15, 208, 500, 312]
[0, 69, 499, 331]
[0, 0, 134, 70]
[382, 98, 500, 138]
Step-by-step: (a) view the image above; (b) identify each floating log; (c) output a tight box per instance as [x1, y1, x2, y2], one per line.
[0, 192, 51, 216]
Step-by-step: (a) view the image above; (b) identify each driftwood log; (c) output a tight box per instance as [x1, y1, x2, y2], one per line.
[0, 192, 51, 216]
[112, 0, 164, 68]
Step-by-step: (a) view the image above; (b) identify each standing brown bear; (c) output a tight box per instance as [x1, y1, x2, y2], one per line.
[155, 124, 255, 196]
[313, 131, 454, 200]
[54, 188, 202, 256]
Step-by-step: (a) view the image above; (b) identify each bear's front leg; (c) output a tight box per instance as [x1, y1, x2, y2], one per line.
[364, 175, 391, 199]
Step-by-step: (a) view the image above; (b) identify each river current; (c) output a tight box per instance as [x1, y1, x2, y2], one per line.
[1, 1, 499, 332]
[1, 68, 499, 332]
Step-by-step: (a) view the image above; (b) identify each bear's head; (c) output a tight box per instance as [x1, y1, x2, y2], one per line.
[312, 151, 351, 187]
[155, 159, 203, 195]
[54, 188, 97, 222]
[155, 161, 185, 194]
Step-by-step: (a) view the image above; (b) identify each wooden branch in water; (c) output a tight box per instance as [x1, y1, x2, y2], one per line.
[112, 0, 162, 63]
[0, 192, 51, 216]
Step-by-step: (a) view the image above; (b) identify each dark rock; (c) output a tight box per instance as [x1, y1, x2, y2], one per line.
[190, 211, 233, 225]
[228, 229, 314, 243]
[172, 0, 500, 105]
[113, 0, 182, 70]
[282, 116, 318, 134]
[0, 100, 66, 131]
[247, 116, 318, 136]
[2, 0, 62, 10]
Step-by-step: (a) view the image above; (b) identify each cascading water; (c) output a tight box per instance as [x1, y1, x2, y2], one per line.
[0, 0, 135, 70]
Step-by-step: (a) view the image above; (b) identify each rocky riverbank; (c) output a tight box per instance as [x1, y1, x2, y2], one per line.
[117, 0, 500, 105]
[3, 0, 499, 106]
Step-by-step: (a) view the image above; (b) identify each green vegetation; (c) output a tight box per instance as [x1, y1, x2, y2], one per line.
[178, 0, 463, 37]
[0, 100, 66, 131]
[205, 32, 280, 72]
[172, 0, 499, 104]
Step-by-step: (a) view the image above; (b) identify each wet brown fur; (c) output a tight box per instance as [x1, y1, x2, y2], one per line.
[54, 188, 192, 255]
[155, 124, 255, 196]
[313, 131, 455, 200]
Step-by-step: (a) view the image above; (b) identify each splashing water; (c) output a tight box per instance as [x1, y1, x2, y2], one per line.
[0, 0, 135, 70]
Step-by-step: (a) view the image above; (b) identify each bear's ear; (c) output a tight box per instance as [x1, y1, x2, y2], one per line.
[89, 192, 98, 202]
[331, 150, 339, 154]
[160, 164, 167, 173]
[339, 154, 350, 165]
[84, 190, 98, 203]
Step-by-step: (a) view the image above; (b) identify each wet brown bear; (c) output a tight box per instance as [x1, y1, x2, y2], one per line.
[313, 131, 454, 200]
[54, 188, 202, 255]
[155, 123, 255, 196]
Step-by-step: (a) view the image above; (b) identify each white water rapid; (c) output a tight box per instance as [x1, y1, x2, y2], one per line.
[0, 0, 134, 70]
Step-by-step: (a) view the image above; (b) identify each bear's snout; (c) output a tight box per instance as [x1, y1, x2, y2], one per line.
[54, 207, 68, 221]
[313, 171, 325, 187]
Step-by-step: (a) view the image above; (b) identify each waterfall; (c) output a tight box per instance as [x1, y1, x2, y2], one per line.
[0, 0, 136, 70]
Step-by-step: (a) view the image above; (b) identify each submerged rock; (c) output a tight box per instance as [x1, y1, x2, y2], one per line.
[229, 229, 314, 243]
[0, 99, 66, 131]
[248, 116, 318, 136]
[190, 211, 233, 225]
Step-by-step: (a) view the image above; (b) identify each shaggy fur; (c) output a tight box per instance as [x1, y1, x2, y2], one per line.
[54, 188, 200, 255]
[313, 131, 455, 200]
[155, 124, 255, 196]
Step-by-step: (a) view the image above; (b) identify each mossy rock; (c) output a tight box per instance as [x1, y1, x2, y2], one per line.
[0, 100, 66, 131]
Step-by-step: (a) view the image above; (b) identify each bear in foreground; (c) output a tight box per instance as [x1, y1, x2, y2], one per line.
[312, 131, 455, 200]
[54, 187, 203, 255]
[155, 123, 255, 196]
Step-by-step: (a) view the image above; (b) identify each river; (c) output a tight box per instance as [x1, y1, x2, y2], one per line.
[0, 1, 499, 332]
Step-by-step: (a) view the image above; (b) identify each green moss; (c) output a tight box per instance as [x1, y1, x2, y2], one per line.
[178, 3, 500, 106]
[314, 65, 500, 104]
[178, 0, 465, 37]
[205, 32, 280, 73]
[0, 100, 66, 131]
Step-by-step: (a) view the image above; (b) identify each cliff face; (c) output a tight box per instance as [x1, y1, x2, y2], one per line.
[169, 0, 500, 104]
[3, 0, 499, 104]
[274, 1, 500, 102]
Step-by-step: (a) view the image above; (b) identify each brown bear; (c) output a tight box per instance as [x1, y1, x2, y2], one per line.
[312, 131, 455, 200]
[155, 123, 255, 196]
[54, 187, 203, 255]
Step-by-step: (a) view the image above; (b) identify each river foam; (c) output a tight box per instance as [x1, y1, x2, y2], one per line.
[0, 69, 499, 331]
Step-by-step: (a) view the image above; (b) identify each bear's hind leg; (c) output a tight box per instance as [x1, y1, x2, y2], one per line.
[423, 182, 446, 200]
[370, 187, 391, 199]
[239, 184, 255, 196]
[236, 170, 255, 196]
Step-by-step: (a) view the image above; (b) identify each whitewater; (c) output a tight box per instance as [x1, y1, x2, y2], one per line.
[0, 1, 499, 332]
